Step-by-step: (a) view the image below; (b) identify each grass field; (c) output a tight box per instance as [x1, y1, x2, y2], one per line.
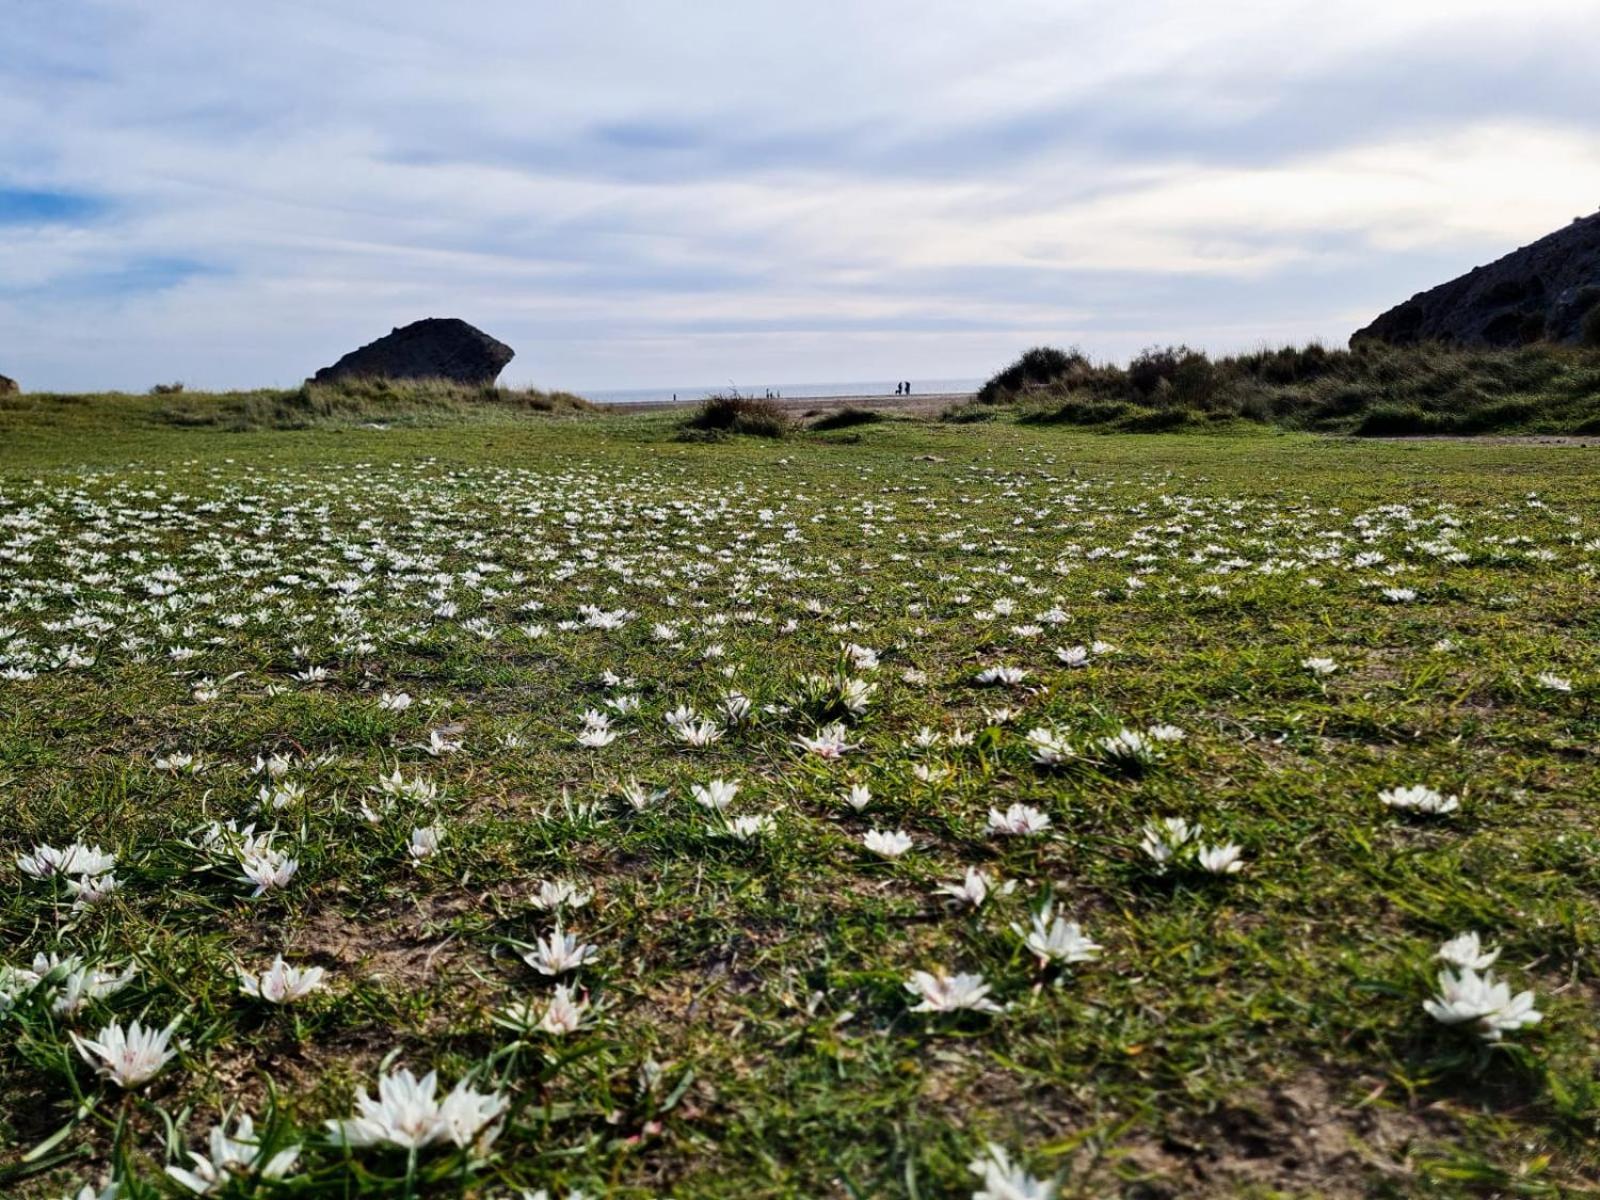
[1, 394, 1597, 1199]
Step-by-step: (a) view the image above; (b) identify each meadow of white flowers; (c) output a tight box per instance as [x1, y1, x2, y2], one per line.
[1, 433, 1596, 1197]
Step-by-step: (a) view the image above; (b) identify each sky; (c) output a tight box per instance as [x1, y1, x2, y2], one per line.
[4, 0, 1600, 394]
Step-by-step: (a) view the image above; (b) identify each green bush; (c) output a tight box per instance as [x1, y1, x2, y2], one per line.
[685, 393, 791, 438]
[976, 346, 1093, 404]
[976, 340, 1600, 435]
[1354, 404, 1438, 437]
[1020, 398, 1131, 426]
[1581, 302, 1600, 349]
[810, 406, 883, 431]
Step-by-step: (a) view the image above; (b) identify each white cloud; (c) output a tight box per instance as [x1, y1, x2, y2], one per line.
[1, 0, 1596, 390]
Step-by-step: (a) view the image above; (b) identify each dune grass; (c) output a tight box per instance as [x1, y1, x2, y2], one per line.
[963, 342, 1600, 436]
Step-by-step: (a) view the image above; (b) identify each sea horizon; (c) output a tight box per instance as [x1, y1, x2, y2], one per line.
[578, 378, 985, 405]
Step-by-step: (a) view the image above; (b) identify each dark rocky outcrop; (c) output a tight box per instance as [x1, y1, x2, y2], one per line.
[0, 374, 17, 396]
[311, 318, 514, 387]
[1352, 211, 1600, 349]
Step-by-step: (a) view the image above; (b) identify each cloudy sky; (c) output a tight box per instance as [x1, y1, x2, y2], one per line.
[5, 0, 1600, 393]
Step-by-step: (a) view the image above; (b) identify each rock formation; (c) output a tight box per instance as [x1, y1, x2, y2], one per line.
[0, 375, 17, 396]
[311, 318, 515, 387]
[1352, 211, 1600, 348]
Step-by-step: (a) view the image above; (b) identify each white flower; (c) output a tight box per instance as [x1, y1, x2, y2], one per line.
[379, 691, 414, 711]
[47, 958, 136, 1016]
[1381, 587, 1417, 603]
[1196, 843, 1244, 875]
[257, 780, 307, 811]
[841, 783, 872, 811]
[691, 778, 740, 811]
[1436, 932, 1499, 971]
[675, 719, 723, 747]
[986, 804, 1051, 837]
[239, 955, 326, 1004]
[1535, 672, 1572, 693]
[326, 1067, 507, 1150]
[1423, 966, 1541, 1041]
[422, 729, 461, 756]
[836, 676, 878, 714]
[795, 722, 858, 758]
[934, 867, 1009, 908]
[166, 1113, 301, 1194]
[905, 969, 1004, 1014]
[238, 843, 299, 895]
[1014, 903, 1101, 968]
[725, 814, 774, 840]
[536, 983, 593, 1035]
[252, 754, 293, 779]
[522, 926, 600, 975]
[1139, 817, 1197, 867]
[17, 841, 117, 879]
[408, 825, 443, 860]
[1379, 784, 1460, 815]
[975, 665, 1028, 687]
[618, 778, 667, 810]
[845, 643, 880, 670]
[531, 879, 593, 910]
[1302, 656, 1338, 676]
[1097, 728, 1158, 764]
[1054, 645, 1090, 668]
[576, 726, 617, 748]
[969, 1143, 1055, 1200]
[72, 1017, 180, 1089]
[67, 872, 121, 909]
[1024, 727, 1072, 766]
[863, 829, 914, 859]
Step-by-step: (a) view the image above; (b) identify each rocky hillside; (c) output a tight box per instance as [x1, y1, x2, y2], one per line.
[1353, 211, 1600, 348]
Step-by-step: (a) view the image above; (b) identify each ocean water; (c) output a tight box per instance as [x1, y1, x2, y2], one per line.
[582, 378, 984, 405]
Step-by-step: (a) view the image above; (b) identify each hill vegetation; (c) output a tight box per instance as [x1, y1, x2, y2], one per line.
[1, 378, 596, 435]
[963, 342, 1600, 435]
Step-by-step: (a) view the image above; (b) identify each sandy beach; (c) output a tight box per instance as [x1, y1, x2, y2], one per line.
[602, 390, 975, 418]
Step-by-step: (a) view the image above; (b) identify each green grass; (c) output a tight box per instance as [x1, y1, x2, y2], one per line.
[0, 392, 1597, 1198]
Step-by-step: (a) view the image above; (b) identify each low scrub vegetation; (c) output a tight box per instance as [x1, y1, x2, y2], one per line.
[968, 341, 1600, 435]
[682, 392, 791, 438]
[809, 405, 885, 431]
[153, 378, 596, 431]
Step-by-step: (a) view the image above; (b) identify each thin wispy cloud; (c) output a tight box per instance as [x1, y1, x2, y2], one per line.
[3, 0, 1597, 391]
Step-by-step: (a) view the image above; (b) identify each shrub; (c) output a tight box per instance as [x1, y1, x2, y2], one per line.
[149, 381, 185, 395]
[1581, 301, 1600, 349]
[977, 338, 1600, 435]
[1354, 404, 1439, 437]
[976, 346, 1093, 404]
[1022, 398, 1131, 426]
[810, 406, 883, 431]
[1126, 345, 1216, 408]
[685, 393, 790, 438]
[1457, 398, 1538, 432]
[1119, 405, 1196, 432]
